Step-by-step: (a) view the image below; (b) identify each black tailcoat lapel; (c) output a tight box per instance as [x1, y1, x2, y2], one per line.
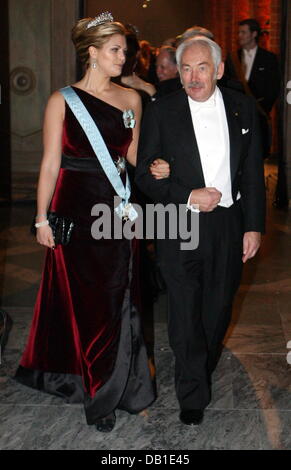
[167, 91, 205, 187]
[220, 88, 243, 181]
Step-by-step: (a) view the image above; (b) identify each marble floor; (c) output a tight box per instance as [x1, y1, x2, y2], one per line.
[0, 162, 290, 450]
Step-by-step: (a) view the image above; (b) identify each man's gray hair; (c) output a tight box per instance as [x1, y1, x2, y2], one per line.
[176, 36, 222, 72]
[177, 26, 214, 45]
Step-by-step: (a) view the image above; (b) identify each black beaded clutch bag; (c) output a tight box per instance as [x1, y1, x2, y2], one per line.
[31, 212, 74, 245]
[47, 212, 74, 245]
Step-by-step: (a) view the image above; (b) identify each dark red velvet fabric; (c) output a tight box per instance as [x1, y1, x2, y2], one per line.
[20, 89, 139, 398]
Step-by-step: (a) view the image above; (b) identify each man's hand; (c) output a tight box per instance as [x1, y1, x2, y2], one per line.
[242, 231, 261, 263]
[149, 158, 170, 179]
[189, 187, 222, 212]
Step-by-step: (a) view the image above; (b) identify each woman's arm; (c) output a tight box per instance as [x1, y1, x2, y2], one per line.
[35, 91, 65, 248]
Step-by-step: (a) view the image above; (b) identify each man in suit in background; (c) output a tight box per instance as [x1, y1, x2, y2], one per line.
[225, 18, 281, 157]
[135, 36, 265, 426]
[154, 46, 182, 99]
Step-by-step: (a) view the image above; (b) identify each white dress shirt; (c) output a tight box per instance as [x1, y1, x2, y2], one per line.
[187, 86, 237, 212]
[242, 46, 257, 81]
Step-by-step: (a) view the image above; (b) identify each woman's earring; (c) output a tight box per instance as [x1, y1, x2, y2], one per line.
[92, 62, 97, 69]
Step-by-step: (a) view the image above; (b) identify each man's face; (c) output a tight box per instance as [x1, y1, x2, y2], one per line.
[156, 50, 178, 81]
[180, 43, 224, 102]
[238, 24, 257, 48]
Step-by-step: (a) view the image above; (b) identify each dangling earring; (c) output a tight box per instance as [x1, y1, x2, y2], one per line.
[92, 62, 97, 69]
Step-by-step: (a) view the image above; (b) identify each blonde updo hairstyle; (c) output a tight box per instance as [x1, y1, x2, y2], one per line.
[71, 17, 126, 66]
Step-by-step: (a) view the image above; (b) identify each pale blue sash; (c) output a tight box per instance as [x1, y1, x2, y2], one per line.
[60, 86, 137, 221]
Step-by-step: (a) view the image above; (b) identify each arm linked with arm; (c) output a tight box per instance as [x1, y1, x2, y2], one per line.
[135, 102, 169, 203]
[135, 102, 192, 205]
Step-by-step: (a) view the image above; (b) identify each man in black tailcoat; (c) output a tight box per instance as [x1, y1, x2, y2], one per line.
[135, 36, 265, 426]
[225, 18, 281, 157]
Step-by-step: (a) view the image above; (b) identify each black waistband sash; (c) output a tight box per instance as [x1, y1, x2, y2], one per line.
[61, 154, 102, 172]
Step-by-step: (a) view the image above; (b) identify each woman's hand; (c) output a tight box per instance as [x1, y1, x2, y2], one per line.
[149, 158, 170, 179]
[36, 224, 55, 249]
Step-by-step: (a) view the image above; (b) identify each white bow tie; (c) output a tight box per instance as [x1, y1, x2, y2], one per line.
[190, 96, 216, 113]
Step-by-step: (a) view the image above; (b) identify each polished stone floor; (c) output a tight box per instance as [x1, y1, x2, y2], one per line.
[0, 162, 290, 450]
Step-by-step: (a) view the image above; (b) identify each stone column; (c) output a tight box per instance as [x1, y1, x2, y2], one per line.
[0, 0, 11, 201]
[51, 0, 80, 91]
[8, 0, 79, 200]
[9, 0, 52, 194]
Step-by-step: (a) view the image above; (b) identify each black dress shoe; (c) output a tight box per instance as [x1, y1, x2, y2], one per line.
[95, 411, 116, 433]
[179, 409, 204, 426]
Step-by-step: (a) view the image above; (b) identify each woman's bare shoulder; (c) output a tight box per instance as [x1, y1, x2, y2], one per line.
[112, 82, 140, 106]
[44, 90, 66, 120]
[48, 90, 65, 107]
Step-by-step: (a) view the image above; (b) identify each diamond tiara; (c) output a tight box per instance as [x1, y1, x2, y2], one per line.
[86, 12, 114, 29]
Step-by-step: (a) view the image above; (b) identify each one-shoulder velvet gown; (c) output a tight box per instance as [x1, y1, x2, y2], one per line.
[15, 87, 155, 425]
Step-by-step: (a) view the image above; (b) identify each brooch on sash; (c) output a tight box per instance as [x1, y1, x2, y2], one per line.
[123, 109, 135, 128]
[115, 201, 138, 221]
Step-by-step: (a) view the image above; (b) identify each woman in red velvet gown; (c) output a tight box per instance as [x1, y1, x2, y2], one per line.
[15, 14, 169, 432]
